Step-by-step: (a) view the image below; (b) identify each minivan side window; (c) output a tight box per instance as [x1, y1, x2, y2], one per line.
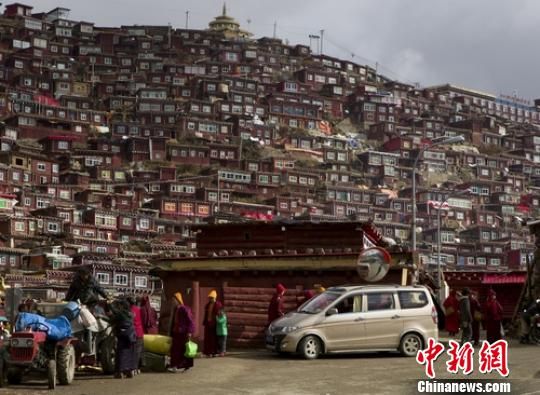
[366, 292, 395, 311]
[398, 291, 428, 309]
[334, 294, 363, 314]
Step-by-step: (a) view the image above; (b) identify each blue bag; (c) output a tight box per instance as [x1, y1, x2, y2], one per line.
[15, 312, 47, 332]
[62, 302, 81, 321]
[44, 316, 72, 341]
[15, 312, 72, 341]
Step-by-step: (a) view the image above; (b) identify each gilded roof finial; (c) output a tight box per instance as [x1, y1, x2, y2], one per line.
[222, 2, 227, 16]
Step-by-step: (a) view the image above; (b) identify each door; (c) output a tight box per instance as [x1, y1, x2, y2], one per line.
[317, 293, 365, 351]
[362, 291, 403, 349]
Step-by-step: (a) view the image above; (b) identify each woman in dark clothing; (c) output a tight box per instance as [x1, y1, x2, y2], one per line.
[140, 295, 158, 334]
[203, 290, 220, 357]
[110, 299, 137, 379]
[470, 291, 482, 346]
[168, 292, 195, 373]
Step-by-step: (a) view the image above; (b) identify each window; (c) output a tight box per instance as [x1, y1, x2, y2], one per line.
[114, 274, 128, 286]
[139, 218, 150, 229]
[96, 273, 109, 284]
[398, 291, 428, 309]
[15, 221, 25, 232]
[164, 202, 176, 212]
[122, 217, 132, 226]
[47, 223, 59, 232]
[477, 257, 486, 265]
[367, 292, 395, 311]
[490, 258, 501, 266]
[135, 276, 147, 288]
[180, 203, 193, 213]
[334, 294, 363, 314]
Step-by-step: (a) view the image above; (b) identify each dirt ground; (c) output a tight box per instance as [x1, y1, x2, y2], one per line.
[1, 341, 538, 395]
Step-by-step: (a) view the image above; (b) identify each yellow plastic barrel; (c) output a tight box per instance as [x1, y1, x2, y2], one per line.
[143, 334, 172, 355]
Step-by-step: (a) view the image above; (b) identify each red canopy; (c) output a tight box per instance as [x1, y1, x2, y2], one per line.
[482, 273, 526, 284]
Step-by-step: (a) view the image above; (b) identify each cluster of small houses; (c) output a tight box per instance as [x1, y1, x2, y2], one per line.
[0, 2, 535, 345]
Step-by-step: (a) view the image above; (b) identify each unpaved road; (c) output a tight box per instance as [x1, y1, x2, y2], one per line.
[1, 342, 538, 395]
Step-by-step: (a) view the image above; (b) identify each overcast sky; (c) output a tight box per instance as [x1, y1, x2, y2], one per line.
[23, 0, 540, 100]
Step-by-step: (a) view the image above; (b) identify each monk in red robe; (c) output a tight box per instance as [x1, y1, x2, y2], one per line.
[443, 290, 460, 336]
[168, 292, 195, 372]
[203, 290, 220, 357]
[268, 283, 286, 325]
[484, 289, 504, 343]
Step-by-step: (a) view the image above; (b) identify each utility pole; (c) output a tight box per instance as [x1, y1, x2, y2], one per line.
[273, 21, 277, 39]
[320, 29, 324, 54]
[185, 11, 189, 29]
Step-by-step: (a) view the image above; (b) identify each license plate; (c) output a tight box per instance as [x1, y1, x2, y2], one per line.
[265, 335, 274, 344]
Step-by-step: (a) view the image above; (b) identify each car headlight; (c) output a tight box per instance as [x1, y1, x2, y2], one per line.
[281, 326, 300, 333]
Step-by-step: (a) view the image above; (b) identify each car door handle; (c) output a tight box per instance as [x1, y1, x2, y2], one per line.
[354, 317, 365, 322]
[391, 315, 401, 319]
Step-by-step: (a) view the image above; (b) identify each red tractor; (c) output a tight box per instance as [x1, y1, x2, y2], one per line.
[0, 330, 77, 390]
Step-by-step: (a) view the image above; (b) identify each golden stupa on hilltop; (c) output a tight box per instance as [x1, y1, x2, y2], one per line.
[208, 3, 252, 39]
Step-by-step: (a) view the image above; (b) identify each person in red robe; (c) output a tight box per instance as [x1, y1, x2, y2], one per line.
[484, 289, 504, 343]
[297, 289, 315, 308]
[268, 283, 286, 325]
[203, 290, 220, 357]
[443, 290, 460, 336]
[140, 295, 158, 335]
[168, 292, 195, 372]
[469, 291, 482, 346]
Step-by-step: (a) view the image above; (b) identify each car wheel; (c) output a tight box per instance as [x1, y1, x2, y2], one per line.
[399, 333, 423, 357]
[298, 336, 322, 360]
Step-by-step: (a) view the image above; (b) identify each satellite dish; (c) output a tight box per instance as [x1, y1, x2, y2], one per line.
[357, 247, 391, 282]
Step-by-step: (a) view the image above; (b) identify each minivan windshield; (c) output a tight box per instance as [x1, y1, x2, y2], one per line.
[298, 291, 341, 314]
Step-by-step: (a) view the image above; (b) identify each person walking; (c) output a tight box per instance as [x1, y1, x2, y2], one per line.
[168, 292, 195, 373]
[484, 289, 504, 343]
[470, 291, 482, 346]
[110, 298, 136, 379]
[443, 289, 460, 336]
[216, 306, 228, 357]
[297, 289, 315, 308]
[128, 297, 144, 375]
[459, 288, 473, 345]
[268, 283, 286, 325]
[140, 295, 158, 335]
[203, 290, 220, 357]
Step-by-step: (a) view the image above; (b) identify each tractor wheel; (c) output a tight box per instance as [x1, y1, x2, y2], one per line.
[99, 336, 116, 375]
[6, 368, 22, 385]
[57, 344, 76, 385]
[47, 359, 56, 390]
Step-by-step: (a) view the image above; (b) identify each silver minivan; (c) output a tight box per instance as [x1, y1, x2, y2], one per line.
[266, 285, 438, 359]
